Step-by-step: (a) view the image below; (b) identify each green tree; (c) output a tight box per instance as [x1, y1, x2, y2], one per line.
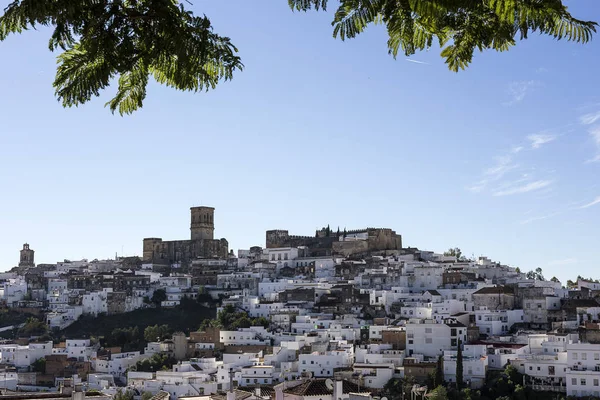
[31, 357, 46, 373]
[144, 324, 171, 342]
[515, 267, 521, 274]
[551, 276, 560, 283]
[1, 1, 595, 115]
[110, 326, 141, 350]
[133, 353, 176, 372]
[434, 355, 444, 387]
[444, 247, 462, 260]
[429, 386, 448, 400]
[383, 376, 416, 400]
[151, 289, 167, 307]
[19, 317, 48, 337]
[252, 316, 270, 329]
[141, 392, 153, 400]
[526, 267, 545, 281]
[113, 389, 133, 400]
[456, 338, 464, 390]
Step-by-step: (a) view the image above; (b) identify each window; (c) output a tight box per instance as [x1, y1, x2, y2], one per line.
[529, 367, 533, 371]
[574, 353, 579, 360]
[594, 379, 598, 386]
[582, 379, 587, 386]
[451, 328, 457, 336]
[425, 328, 432, 333]
[537, 367, 540, 371]
[595, 353, 599, 360]
[583, 353, 588, 360]
[572, 378, 577, 385]
[284, 253, 288, 260]
[426, 338, 433, 344]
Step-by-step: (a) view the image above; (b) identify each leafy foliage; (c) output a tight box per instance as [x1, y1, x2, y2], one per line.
[199, 304, 269, 331]
[456, 338, 463, 389]
[430, 386, 449, 400]
[144, 324, 171, 342]
[0, 0, 596, 115]
[382, 376, 417, 399]
[434, 355, 444, 388]
[110, 326, 144, 351]
[0, 0, 242, 115]
[133, 353, 176, 372]
[151, 288, 167, 306]
[289, 0, 597, 71]
[31, 357, 46, 373]
[444, 247, 469, 261]
[113, 389, 134, 400]
[19, 317, 48, 337]
[525, 267, 545, 281]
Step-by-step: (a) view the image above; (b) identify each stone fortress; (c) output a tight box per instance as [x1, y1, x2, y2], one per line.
[142, 206, 229, 265]
[266, 226, 402, 257]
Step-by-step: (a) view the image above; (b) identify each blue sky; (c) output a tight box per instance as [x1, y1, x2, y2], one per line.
[0, 1, 599, 283]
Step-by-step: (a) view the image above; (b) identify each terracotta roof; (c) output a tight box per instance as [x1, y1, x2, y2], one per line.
[210, 390, 252, 400]
[473, 286, 514, 295]
[284, 379, 369, 396]
[150, 391, 170, 400]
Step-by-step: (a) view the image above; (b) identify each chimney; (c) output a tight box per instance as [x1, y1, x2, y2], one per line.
[334, 379, 343, 400]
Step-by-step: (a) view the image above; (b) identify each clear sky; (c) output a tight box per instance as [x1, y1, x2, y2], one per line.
[0, 1, 599, 283]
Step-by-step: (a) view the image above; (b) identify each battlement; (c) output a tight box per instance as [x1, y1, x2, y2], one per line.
[287, 235, 315, 240]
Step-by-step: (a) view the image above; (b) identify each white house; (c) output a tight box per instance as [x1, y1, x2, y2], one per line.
[405, 318, 467, 359]
[566, 342, 600, 398]
[443, 345, 488, 388]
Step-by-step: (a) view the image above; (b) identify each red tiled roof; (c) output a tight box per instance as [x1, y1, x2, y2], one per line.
[284, 379, 369, 396]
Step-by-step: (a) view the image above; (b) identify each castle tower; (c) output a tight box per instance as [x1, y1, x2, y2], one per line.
[190, 206, 215, 241]
[19, 243, 35, 268]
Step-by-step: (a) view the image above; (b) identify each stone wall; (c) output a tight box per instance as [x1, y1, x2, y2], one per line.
[381, 330, 406, 350]
[142, 238, 228, 264]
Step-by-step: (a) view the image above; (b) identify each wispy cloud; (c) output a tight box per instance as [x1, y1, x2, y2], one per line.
[519, 211, 562, 225]
[527, 133, 557, 149]
[587, 126, 600, 163]
[505, 80, 538, 106]
[511, 146, 524, 154]
[548, 258, 579, 266]
[467, 155, 518, 193]
[405, 59, 429, 65]
[580, 110, 600, 125]
[493, 180, 552, 196]
[578, 196, 600, 209]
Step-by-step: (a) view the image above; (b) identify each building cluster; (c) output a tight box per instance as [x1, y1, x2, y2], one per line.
[1, 206, 599, 400]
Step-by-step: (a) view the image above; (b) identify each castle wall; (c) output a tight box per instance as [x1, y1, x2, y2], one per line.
[142, 238, 228, 264]
[267, 228, 401, 257]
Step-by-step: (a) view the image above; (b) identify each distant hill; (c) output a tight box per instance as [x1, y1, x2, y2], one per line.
[62, 303, 216, 342]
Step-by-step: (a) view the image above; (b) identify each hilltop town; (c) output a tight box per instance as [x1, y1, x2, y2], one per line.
[0, 206, 596, 400]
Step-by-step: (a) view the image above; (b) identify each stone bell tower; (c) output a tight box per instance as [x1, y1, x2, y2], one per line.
[19, 243, 35, 268]
[190, 206, 215, 241]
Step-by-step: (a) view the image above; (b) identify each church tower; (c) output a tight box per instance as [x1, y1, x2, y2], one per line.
[190, 206, 215, 241]
[19, 243, 35, 268]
